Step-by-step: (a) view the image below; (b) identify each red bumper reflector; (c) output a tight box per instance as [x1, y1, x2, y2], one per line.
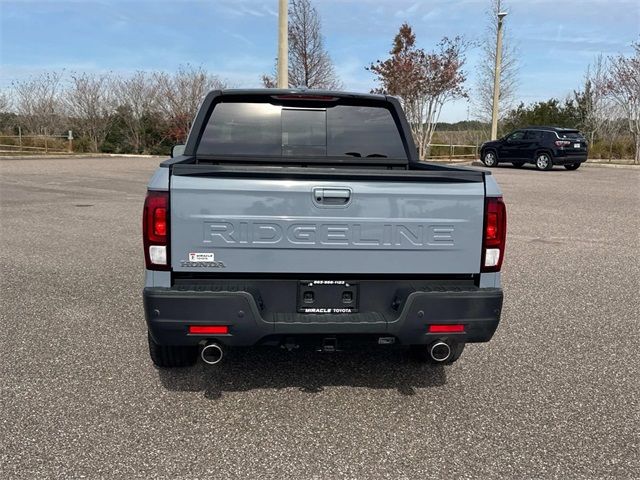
[189, 325, 229, 335]
[428, 324, 465, 333]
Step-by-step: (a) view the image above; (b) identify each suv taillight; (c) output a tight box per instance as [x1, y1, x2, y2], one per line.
[481, 196, 507, 272]
[143, 190, 170, 270]
[555, 140, 571, 147]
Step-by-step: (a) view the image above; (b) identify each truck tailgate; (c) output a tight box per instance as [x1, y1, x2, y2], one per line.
[170, 175, 484, 275]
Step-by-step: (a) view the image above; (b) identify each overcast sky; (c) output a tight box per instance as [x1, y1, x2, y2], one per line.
[1, 0, 639, 121]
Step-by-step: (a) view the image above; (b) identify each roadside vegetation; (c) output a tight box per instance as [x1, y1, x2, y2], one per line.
[0, 66, 226, 155]
[0, 0, 637, 162]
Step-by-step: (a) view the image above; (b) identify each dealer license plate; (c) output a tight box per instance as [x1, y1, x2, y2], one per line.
[297, 280, 359, 314]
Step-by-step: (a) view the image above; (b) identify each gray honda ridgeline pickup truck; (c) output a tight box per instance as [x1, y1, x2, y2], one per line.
[143, 89, 506, 368]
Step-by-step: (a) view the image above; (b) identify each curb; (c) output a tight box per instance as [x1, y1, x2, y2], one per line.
[470, 160, 639, 169]
[580, 162, 639, 169]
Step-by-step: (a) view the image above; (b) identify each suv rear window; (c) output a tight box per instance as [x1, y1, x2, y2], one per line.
[197, 102, 407, 159]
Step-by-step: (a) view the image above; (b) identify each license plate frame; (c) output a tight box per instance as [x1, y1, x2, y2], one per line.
[297, 280, 359, 314]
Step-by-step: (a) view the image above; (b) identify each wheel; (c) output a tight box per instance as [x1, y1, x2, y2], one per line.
[564, 162, 581, 170]
[535, 152, 553, 171]
[482, 151, 498, 167]
[409, 342, 465, 365]
[147, 332, 198, 368]
[512, 162, 525, 168]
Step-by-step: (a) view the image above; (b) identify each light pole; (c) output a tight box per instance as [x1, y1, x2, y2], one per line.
[490, 11, 507, 140]
[277, 0, 289, 88]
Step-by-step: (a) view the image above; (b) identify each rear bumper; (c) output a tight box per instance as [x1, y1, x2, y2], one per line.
[144, 286, 503, 347]
[552, 153, 587, 165]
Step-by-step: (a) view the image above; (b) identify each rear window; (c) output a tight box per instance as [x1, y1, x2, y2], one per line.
[197, 102, 407, 159]
[558, 131, 583, 139]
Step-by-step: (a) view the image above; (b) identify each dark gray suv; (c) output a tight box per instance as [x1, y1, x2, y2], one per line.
[480, 126, 588, 171]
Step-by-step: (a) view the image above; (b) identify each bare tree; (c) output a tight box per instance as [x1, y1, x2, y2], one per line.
[574, 55, 609, 146]
[113, 71, 159, 153]
[598, 103, 626, 160]
[473, 0, 519, 122]
[65, 73, 114, 152]
[12, 72, 64, 134]
[155, 65, 227, 143]
[368, 24, 469, 158]
[0, 91, 11, 113]
[604, 41, 640, 163]
[262, 0, 342, 89]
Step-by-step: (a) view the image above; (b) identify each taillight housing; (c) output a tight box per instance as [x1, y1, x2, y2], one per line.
[143, 190, 170, 270]
[555, 140, 571, 147]
[481, 196, 507, 272]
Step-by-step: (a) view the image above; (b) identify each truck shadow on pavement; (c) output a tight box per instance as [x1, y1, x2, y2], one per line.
[157, 348, 447, 399]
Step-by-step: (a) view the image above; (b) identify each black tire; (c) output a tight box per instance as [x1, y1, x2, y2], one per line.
[535, 152, 554, 171]
[564, 162, 581, 170]
[512, 162, 525, 168]
[148, 332, 198, 368]
[409, 342, 465, 365]
[482, 150, 498, 167]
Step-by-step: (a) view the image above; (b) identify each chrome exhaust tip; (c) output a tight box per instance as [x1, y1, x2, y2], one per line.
[201, 343, 224, 365]
[429, 341, 452, 362]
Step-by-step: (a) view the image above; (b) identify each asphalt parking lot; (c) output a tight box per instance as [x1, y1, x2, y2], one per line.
[1, 157, 639, 479]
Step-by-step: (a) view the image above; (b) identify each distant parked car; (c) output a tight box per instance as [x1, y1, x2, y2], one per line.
[480, 126, 588, 171]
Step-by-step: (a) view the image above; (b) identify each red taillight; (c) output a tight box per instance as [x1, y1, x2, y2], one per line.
[555, 140, 571, 147]
[481, 196, 507, 272]
[428, 324, 465, 333]
[153, 207, 167, 236]
[143, 190, 169, 270]
[189, 325, 229, 335]
[486, 212, 498, 240]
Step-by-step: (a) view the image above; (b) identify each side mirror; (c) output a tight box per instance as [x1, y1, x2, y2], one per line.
[171, 144, 186, 158]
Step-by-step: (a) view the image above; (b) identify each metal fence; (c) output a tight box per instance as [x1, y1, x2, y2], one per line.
[0, 129, 74, 154]
[0, 133, 476, 160]
[424, 143, 478, 161]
